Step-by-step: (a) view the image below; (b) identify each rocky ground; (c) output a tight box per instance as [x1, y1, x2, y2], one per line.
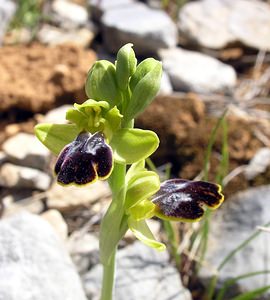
[0, 0, 270, 299]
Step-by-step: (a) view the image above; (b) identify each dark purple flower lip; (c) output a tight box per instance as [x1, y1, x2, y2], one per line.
[54, 132, 113, 186]
[152, 179, 224, 222]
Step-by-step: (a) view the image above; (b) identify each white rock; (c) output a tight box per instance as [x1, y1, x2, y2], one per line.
[2, 190, 45, 217]
[147, 0, 163, 9]
[0, 151, 7, 165]
[0, 212, 87, 300]
[52, 0, 89, 29]
[199, 186, 270, 297]
[159, 47, 237, 94]
[38, 25, 94, 47]
[83, 241, 192, 300]
[2, 133, 50, 170]
[0, 0, 16, 45]
[159, 71, 173, 94]
[102, 2, 178, 55]
[46, 180, 110, 211]
[68, 232, 99, 273]
[42, 209, 68, 241]
[229, 0, 270, 51]
[178, 0, 270, 51]
[89, 0, 135, 21]
[0, 163, 51, 191]
[42, 104, 73, 123]
[178, 0, 235, 49]
[244, 147, 270, 180]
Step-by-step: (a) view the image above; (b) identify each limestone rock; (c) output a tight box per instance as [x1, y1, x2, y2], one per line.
[229, 0, 270, 51]
[159, 71, 173, 95]
[159, 47, 237, 94]
[51, 0, 89, 29]
[0, 163, 51, 191]
[83, 241, 192, 300]
[89, 0, 135, 21]
[199, 186, 270, 297]
[178, 0, 270, 51]
[46, 180, 110, 212]
[2, 190, 45, 217]
[102, 2, 177, 55]
[178, 0, 235, 49]
[42, 209, 68, 241]
[2, 133, 50, 170]
[0, 212, 87, 300]
[0, 151, 7, 165]
[244, 148, 270, 180]
[68, 232, 100, 274]
[42, 104, 73, 124]
[38, 25, 95, 48]
[0, 0, 16, 45]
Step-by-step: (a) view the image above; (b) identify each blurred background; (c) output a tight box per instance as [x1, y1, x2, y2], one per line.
[0, 0, 270, 299]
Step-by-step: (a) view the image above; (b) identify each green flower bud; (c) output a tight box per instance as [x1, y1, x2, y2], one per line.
[85, 61, 121, 107]
[124, 58, 162, 122]
[116, 43, 137, 90]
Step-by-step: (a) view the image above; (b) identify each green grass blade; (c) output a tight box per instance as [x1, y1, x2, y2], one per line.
[163, 220, 181, 266]
[218, 222, 270, 271]
[215, 117, 229, 186]
[230, 286, 270, 300]
[216, 270, 270, 300]
[197, 110, 228, 279]
[203, 109, 228, 181]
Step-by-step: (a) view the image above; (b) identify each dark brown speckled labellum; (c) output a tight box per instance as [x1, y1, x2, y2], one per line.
[55, 132, 113, 186]
[152, 179, 224, 222]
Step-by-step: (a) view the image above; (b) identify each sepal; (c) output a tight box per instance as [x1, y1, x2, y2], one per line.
[116, 43, 137, 90]
[124, 58, 162, 121]
[85, 60, 121, 107]
[128, 217, 166, 251]
[110, 128, 159, 164]
[34, 123, 80, 155]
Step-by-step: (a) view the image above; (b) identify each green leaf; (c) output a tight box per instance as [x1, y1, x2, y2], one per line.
[230, 286, 270, 300]
[128, 217, 165, 251]
[110, 128, 159, 164]
[124, 58, 162, 121]
[116, 43, 137, 90]
[34, 123, 80, 155]
[85, 61, 121, 107]
[125, 170, 160, 209]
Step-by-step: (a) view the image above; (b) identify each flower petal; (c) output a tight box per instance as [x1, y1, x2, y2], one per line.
[87, 133, 113, 179]
[128, 217, 166, 251]
[152, 179, 224, 222]
[55, 132, 113, 186]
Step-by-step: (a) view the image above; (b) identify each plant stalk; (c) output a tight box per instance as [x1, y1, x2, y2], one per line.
[100, 116, 134, 300]
[100, 248, 117, 300]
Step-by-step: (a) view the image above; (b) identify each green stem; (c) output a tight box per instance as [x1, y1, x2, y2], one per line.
[100, 248, 116, 300]
[100, 163, 126, 300]
[100, 119, 134, 300]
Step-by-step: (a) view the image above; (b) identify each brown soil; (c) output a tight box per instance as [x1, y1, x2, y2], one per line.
[137, 94, 270, 197]
[0, 43, 96, 113]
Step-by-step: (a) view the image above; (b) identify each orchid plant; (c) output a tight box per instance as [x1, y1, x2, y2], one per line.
[35, 44, 224, 300]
